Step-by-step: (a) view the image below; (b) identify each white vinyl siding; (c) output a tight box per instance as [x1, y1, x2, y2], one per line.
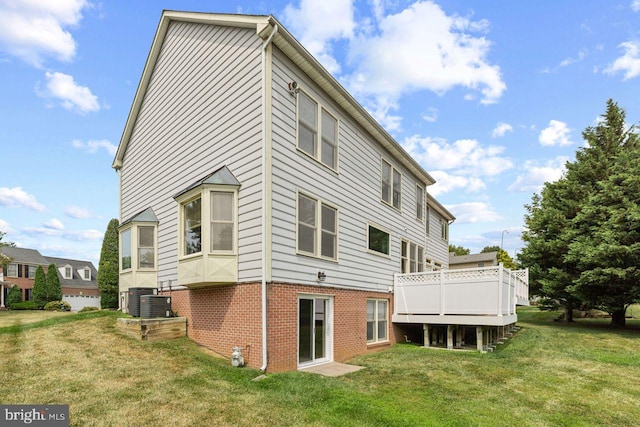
[416, 185, 424, 221]
[119, 22, 264, 284]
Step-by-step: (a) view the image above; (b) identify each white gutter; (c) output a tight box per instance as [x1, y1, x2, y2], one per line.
[260, 22, 278, 373]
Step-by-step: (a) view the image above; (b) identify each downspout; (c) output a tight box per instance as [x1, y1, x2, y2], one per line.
[260, 23, 278, 373]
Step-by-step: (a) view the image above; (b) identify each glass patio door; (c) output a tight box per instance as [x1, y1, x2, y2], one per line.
[298, 296, 331, 366]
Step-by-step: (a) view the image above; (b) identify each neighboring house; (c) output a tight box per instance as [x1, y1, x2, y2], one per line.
[113, 11, 524, 373]
[448, 252, 499, 270]
[45, 257, 101, 311]
[0, 247, 101, 310]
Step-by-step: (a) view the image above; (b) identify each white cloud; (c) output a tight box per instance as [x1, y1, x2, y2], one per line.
[492, 122, 513, 138]
[283, 0, 355, 74]
[22, 227, 102, 240]
[559, 49, 587, 67]
[0, 0, 89, 67]
[604, 41, 640, 80]
[422, 107, 438, 123]
[508, 156, 568, 193]
[44, 218, 64, 230]
[428, 171, 485, 196]
[347, 1, 505, 113]
[539, 120, 572, 146]
[403, 135, 513, 176]
[65, 205, 91, 219]
[39, 71, 99, 114]
[72, 139, 117, 156]
[65, 229, 102, 240]
[0, 187, 45, 211]
[0, 219, 13, 234]
[445, 202, 502, 224]
[632, 0, 640, 12]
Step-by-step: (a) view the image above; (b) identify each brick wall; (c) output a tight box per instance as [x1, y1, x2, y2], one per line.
[169, 281, 399, 373]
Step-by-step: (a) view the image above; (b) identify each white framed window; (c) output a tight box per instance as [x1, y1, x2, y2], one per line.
[367, 223, 390, 256]
[121, 228, 132, 270]
[426, 205, 431, 235]
[64, 266, 72, 279]
[401, 239, 425, 273]
[381, 159, 401, 210]
[83, 267, 91, 281]
[6, 263, 18, 278]
[297, 91, 338, 170]
[297, 192, 338, 261]
[27, 265, 36, 279]
[183, 197, 202, 256]
[440, 219, 449, 241]
[416, 185, 424, 221]
[138, 226, 155, 268]
[367, 299, 388, 343]
[211, 191, 235, 253]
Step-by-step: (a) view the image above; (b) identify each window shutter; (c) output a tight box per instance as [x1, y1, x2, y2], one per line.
[18, 264, 22, 278]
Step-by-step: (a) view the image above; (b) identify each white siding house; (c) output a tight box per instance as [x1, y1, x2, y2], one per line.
[113, 11, 525, 372]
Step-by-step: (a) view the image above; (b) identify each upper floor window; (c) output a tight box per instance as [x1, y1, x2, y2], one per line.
[297, 91, 338, 170]
[368, 224, 390, 256]
[401, 240, 425, 273]
[426, 206, 431, 235]
[381, 159, 401, 210]
[211, 191, 235, 252]
[297, 192, 338, 261]
[27, 265, 36, 279]
[83, 267, 91, 281]
[64, 266, 72, 279]
[440, 219, 449, 241]
[416, 185, 424, 221]
[6, 263, 18, 278]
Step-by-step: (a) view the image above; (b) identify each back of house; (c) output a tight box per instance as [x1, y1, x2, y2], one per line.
[114, 11, 454, 372]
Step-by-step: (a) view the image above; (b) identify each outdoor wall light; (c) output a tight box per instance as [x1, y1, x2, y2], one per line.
[317, 271, 326, 282]
[288, 81, 300, 95]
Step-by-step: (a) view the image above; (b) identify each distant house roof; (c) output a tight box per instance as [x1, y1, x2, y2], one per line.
[449, 252, 498, 266]
[0, 247, 49, 265]
[44, 256, 99, 290]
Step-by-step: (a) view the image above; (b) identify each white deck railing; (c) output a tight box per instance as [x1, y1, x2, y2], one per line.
[394, 265, 529, 318]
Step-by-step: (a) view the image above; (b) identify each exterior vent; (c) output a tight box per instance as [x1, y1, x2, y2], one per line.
[140, 294, 172, 318]
[128, 287, 157, 317]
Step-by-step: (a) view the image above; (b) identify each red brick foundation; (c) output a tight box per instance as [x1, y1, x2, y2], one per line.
[168, 282, 398, 373]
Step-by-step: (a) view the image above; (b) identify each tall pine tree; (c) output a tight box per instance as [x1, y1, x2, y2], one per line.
[98, 219, 120, 309]
[32, 265, 47, 307]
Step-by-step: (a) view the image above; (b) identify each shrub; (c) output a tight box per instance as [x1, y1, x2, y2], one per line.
[6, 285, 22, 308]
[44, 301, 71, 311]
[79, 306, 100, 313]
[10, 301, 41, 310]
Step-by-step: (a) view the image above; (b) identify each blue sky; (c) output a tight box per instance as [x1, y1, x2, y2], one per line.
[1, 1, 639, 265]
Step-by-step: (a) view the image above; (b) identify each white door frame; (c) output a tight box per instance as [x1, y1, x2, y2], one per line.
[297, 293, 333, 368]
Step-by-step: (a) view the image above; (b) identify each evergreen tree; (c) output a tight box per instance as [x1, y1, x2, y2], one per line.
[449, 244, 470, 256]
[32, 265, 47, 307]
[520, 100, 635, 322]
[566, 115, 640, 326]
[98, 219, 120, 309]
[46, 263, 62, 302]
[481, 246, 518, 270]
[6, 284, 22, 307]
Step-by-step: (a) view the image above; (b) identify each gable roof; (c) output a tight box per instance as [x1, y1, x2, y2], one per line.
[0, 247, 49, 265]
[45, 256, 99, 290]
[449, 252, 498, 266]
[121, 207, 159, 227]
[112, 10, 436, 187]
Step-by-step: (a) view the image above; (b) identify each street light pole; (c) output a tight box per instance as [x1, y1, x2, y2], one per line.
[501, 229, 509, 250]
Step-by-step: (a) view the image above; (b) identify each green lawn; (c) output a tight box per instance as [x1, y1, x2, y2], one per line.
[1, 307, 639, 426]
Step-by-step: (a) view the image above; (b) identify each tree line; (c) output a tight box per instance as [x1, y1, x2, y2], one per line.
[519, 100, 640, 326]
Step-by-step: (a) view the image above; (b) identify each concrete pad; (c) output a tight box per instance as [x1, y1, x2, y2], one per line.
[299, 362, 364, 377]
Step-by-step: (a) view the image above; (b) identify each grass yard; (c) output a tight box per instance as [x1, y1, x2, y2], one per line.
[1, 307, 639, 426]
[0, 309, 74, 328]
